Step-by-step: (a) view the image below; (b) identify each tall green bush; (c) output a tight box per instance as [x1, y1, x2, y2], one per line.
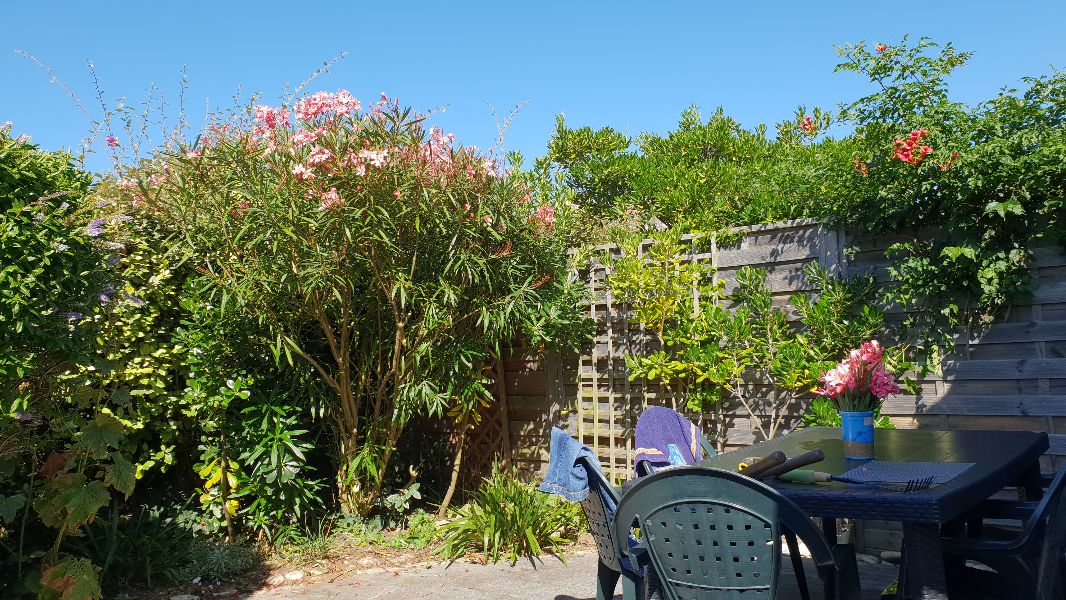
[115, 92, 589, 513]
[546, 37, 1066, 367]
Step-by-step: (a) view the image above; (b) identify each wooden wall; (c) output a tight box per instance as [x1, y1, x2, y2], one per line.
[498, 219, 1066, 481]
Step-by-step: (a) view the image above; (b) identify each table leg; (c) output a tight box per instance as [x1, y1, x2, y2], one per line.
[1018, 460, 1043, 501]
[821, 517, 837, 545]
[899, 523, 948, 600]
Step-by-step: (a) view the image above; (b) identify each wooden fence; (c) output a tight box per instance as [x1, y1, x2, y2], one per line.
[494, 219, 1066, 483]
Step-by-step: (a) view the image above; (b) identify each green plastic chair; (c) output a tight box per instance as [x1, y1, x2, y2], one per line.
[613, 467, 861, 600]
[940, 463, 1066, 600]
[576, 455, 646, 600]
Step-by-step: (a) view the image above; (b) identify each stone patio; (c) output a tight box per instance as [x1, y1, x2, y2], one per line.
[244, 549, 898, 599]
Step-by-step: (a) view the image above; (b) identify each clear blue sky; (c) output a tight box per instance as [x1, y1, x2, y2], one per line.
[3, 1, 1064, 175]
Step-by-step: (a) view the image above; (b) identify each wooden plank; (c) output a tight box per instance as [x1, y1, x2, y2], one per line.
[1050, 434, 1066, 456]
[958, 321, 1066, 345]
[881, 395, 1066, 417]
[942, 358, 1066, 380]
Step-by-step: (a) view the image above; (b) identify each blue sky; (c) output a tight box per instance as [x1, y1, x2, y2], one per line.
[3, 1, 1064, 174]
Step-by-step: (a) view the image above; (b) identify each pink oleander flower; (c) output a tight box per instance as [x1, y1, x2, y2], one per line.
[254, 105, 290, 131]
[292, 127, 325, 148]
[320, 187, 342, 210]
[875, 43, 888, 54]
[358, 148, 389, 168]
[533, 204, 556, 229]
[106, 135, 119, 148]
[305, 146, 333, 168]
[186, 149, 202, 159]
[799, 116, 815, 133]
[292, 164, 315, 181]
[332, 89, 361, 114]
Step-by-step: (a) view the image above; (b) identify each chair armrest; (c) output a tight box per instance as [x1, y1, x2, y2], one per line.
[941, 533, 1027, 556]
[635, 460, 657, 478]
[965, 499, 1038, 521]
[698, 433, 716, 458]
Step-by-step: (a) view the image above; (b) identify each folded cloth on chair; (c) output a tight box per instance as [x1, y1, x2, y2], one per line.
[634, 406, 704, 475]
[539, 427, 640, 576]
[539, 426, 607, 502]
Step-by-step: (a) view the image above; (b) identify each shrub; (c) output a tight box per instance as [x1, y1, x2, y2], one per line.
[437, 462, 583, 564]
[113, 91, 589, 513]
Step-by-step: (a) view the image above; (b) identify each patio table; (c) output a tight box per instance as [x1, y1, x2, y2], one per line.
[699, 426, 1049, 600]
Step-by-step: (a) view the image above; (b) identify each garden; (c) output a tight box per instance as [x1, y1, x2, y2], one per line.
[2, 36, 1065, 599]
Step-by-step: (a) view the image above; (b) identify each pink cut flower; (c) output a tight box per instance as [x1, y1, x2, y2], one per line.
[292, 164, 315, 181]
[345, 149, 367, 176]
[320, 187, 342, 210]
[817, 339, 899, 406]
[106, 135, 119, 148]
[870, 364, 901, 398]
[858, 340, 884, 364]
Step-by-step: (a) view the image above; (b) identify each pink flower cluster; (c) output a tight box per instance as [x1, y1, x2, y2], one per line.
[253, 105, 290, 132]
[817, 340, 900, 402]
[294, 89, 361, 122]
[533, 204, 556, 229]
[892, 129, 933, 165]
[799, 116, 815, 133]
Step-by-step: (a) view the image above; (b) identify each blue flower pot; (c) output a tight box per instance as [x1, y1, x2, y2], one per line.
[840, 410, 875, 459]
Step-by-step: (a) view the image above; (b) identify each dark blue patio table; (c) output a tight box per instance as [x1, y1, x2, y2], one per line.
[699, 426, 1049, 600]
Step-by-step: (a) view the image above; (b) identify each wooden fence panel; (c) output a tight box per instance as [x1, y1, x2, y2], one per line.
[497, 223, 1066, 479]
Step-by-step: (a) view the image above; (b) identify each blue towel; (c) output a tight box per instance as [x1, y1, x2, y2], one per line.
[539, 426, 605, 502]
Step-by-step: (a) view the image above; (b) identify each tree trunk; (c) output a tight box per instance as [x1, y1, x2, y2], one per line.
[437, 420, 468, 517]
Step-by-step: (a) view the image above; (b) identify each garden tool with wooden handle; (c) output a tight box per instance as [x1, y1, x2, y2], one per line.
[757, 449, 826, 479]
[737, 451, 786, 478]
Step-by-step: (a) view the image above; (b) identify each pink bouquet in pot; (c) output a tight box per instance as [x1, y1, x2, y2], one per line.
[817, 340, 900, 412]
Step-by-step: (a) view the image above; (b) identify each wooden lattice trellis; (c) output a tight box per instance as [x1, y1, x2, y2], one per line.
[574, 220, 841, 482]
[456, 360, 512, 491]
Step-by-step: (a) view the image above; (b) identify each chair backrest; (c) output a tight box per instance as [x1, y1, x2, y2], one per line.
[1034, 465, 1066, 599]
[613, 467, 836, 600]
[635, 406, 709, 474]
[576, 455, 623, 572]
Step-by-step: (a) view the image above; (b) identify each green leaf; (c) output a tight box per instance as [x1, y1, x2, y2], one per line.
[0, 493, 26, 523]
[104, 453, 136, 499]
[77, 413, 125, 458]
[35, 474, 111, 531]
[39, 556, 103, 600]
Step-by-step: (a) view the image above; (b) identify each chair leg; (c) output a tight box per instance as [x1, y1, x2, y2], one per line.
[620, 568, 641, 600]
[785, 531, 812, 600]
[596, 560, 621, 600]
